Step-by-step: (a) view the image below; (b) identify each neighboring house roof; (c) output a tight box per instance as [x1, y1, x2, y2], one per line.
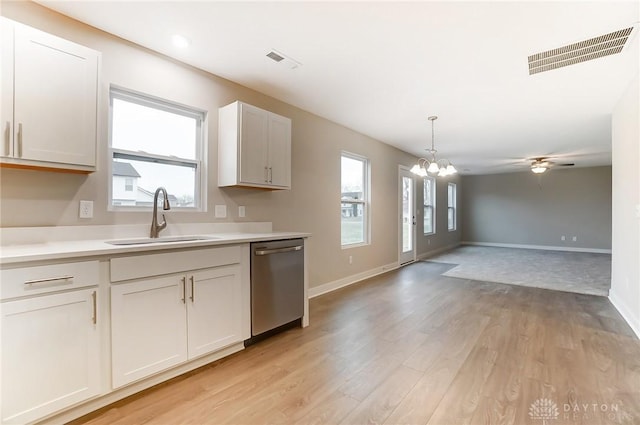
[113, 161, 141, 177]
[137, 186, 178, 203]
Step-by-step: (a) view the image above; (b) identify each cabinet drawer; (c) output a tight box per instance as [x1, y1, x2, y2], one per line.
[0, 260, 99, 300]
[110, 245, 242, 283]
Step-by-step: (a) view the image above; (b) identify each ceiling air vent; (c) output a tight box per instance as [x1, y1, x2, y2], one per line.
[528, 25, 636, 75]
[266, 49, 302, 69]
[266, 51, 285, 62]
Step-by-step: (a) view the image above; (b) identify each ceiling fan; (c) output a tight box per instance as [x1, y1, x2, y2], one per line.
[529, 157, 575, 174]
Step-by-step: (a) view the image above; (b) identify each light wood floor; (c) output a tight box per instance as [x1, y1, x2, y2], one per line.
[74, 261, 640, 425]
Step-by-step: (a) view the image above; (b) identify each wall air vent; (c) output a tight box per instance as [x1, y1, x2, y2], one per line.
[266, 49, 302, 69]
[528, 25, 636, 75]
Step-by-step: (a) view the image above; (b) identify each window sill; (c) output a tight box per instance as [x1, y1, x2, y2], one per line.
[341, 242, 369, 250]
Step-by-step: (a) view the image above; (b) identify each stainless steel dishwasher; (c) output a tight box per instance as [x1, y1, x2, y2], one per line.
[248, 238, 304, 344]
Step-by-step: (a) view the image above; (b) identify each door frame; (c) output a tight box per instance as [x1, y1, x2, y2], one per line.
[398, 165, 417, 265]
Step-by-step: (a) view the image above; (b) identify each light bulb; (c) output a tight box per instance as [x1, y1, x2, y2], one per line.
[427, 162, 440, 174]
[446, 164, 457, 174]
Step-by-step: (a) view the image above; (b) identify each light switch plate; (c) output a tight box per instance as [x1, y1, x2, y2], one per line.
[215, 204, 227, 218]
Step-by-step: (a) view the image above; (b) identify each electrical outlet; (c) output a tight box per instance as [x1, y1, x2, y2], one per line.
[214, 204, 227, 218]
[572, 236, 577, 242]
[238, 206, 246, 218]
[79, 200, 93, 219]
[561, 235, 566, 241]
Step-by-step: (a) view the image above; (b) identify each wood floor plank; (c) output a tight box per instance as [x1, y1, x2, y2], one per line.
[71, 261, 640, 425]
[338, 365, 422, 425]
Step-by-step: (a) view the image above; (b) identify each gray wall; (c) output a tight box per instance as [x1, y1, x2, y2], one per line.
[461, 166, 612, 250]
[0, 2, 460, 289]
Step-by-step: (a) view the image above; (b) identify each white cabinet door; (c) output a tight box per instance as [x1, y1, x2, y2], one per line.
[218, 101, 291, 190]
[1, 288, 100, 424]
[0, 18, 14, 158]
[13, 23, 98, 167]
[239, 103, 269, 186]
[268, 113, 292, 188]
[111, 275, 188, 388]
[186, 265, 243, 358]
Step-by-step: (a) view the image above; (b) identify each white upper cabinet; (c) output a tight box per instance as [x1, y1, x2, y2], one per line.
[0, 18, 99, 172]
[218, 101, 292, 189]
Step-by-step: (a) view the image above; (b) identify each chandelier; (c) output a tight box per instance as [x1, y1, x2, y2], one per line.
[410, 116, 457, 177]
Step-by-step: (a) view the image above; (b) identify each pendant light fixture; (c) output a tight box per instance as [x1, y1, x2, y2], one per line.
[410, 116, 457, 177]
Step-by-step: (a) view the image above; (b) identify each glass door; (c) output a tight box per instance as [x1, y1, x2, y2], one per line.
[399, 167, 416, 265]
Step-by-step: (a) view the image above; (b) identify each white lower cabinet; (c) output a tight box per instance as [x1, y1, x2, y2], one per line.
[1, 288, 100, 424]
[187, 266, 243, 358]
[111, 264, 242, 388]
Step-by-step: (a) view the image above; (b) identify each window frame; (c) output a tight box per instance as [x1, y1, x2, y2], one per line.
[423, 176, 436, 235]
[340, 151, 370, 248]
[107, 86, 207, 212]
[447, 182, 457, 231]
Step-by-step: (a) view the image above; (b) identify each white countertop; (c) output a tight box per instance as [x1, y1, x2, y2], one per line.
[0, 223, 310, 265]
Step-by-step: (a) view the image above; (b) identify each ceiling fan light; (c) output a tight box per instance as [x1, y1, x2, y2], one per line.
[531, 165, 547, 174]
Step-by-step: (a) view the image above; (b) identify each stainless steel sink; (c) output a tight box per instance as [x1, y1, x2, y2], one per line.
[106, 235, 219, 246]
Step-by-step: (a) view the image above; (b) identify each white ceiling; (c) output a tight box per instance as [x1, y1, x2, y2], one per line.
[39, 1, 639, 174]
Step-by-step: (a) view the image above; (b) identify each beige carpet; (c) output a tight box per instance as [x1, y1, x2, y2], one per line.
[427, 245, 611, 296]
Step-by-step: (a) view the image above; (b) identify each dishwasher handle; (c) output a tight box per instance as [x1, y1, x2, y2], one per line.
[254, 245, 303, 256]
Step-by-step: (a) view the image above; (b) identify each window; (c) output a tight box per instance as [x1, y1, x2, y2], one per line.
[424, 177, 435, 234]
[109, 87, 205, 209]
[341, 152, 369, 246]
[448, 182, 457, 231]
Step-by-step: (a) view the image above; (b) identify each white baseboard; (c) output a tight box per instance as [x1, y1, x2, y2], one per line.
[609, 290, 640, 340]
[461, 241, 612, 254]
[309, 262, 399, 298]
[418, 242, 461, 261]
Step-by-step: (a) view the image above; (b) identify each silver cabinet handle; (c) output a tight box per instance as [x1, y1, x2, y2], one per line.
[181, 276, 186, 303]
[3, 121, 9, 156]
[268, 167, 273, 183]
[189, 275, 195, 302]
[264, 166, 268, 182]
[254, 245, 303, 256]
[91, 291, 97, 325]
[17, 122, 22, 157]
[24, 275, 74, 285]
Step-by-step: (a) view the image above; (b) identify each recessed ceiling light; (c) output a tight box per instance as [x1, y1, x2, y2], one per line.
[172, 34, 190, 49]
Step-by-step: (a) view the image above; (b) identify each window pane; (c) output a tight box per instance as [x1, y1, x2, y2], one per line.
[112, 159, 196, 207]
[341, 203, 364, 245]
[402, 176, 413, 252]
[341, 156, 364, 200]
[447, 183, 456, 231]
[423, 177, 434, 234]
[424, 206, 433, 234]
[341, 154, 367, 246]
[112, 98, 197, 160]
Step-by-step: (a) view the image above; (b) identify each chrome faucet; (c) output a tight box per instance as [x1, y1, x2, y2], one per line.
[150, 187, 171, 238]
